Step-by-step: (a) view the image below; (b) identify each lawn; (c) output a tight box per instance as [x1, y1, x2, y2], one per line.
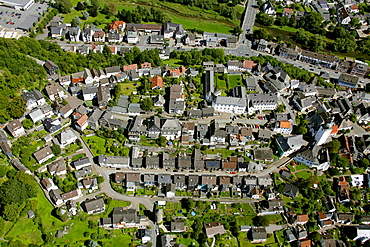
[239, 233, 278, 247]
[296, 163, 309, 171]
[164, 59, 183, 67]
[177, 237, 200, 246]
[215, 74, 227, 90]
[204, 148, 242, 159]
[236, 216, 254, 226]
[82, 135, 106, 156]
[71, 153, 86, 161]
[115, 82, 138, 96]
[104, 199, 131, 217]
[295, 170, 312, 180]
[229, 74, 243, 88]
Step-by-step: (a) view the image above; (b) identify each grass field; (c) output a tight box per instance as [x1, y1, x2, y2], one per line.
[295, 170, 313, 180]
[82, 135, 106, 156]
[62, 0, 242, 34]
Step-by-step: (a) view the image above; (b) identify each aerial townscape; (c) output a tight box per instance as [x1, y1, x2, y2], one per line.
[3, 0, 370, 247]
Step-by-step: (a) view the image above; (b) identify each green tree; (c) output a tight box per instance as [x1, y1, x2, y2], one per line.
[2, 203, 19, 221]
[90, 0, 100, 17]
[232, 26, 243, 37]
[76, 1, 85, 11]
[156, 135, 167, 147]
[326, 139, 341, 154]
[333, 37, 357, 53]
[102, 3, 117, 16]
[97, 176, 104, 184]
[253, 216, 269, 226]
[51, 145, 61, 156]
[81, 10, 89, 20]
[55, 0, 72, 13]
[350, 17, 361, 29]
[276, 104, 286, 113]
[349, 114, 357, 123]
[56, 207, 69, 221]
[256, 13, 274, 26]
[71, 16, 81, 27]
[22, 119, 33, 130]
[296, 125, 307, 135]
[141, 98, 153, 111]
[42, 233, 55, 244]
[310, 34, 324, 52]
[253, 28, 270, 40]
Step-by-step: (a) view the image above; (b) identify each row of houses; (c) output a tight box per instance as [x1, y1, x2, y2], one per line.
[255, 40, 368, 81]
[113, 170, 273, 197]
[50, 20, 239, 48]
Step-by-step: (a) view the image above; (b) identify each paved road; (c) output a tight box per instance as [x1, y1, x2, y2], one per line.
[265, 224, 287, 234]
[75, 129, 158, 246]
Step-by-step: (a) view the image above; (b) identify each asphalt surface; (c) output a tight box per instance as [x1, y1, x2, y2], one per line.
[0, 2, 48, 30]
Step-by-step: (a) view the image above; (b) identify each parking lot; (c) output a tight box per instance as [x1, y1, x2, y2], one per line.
[0, 1, 49, 30]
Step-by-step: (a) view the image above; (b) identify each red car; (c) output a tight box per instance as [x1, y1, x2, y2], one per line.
[258, 116, 262, 120]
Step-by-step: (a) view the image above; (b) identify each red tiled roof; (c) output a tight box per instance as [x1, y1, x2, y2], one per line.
[123, 64, 138, 72]
[150, 76, 164, 89]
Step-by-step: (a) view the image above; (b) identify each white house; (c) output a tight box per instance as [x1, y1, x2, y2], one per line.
[97, 155, 130, 168]
[82, 87, 98, 101]
[247, 93, 278, 114]
[294, 145, 330, 171]
[127, 30, 139, 44]
[29, 108, 45, 123]
[58, 129, 78, 148]
[212, 96, 246, 114]
[83, 68, 94, 85]
[45, 83, 66, 101]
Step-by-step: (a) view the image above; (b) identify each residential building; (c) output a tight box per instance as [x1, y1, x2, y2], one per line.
[276, 135, 306, 157]
[45, 83, 66, 101]
[204, 222, 225, 238]
[98, 155, 130, 168]
[251, 227, 267, 243]
[33, 146, 54, 164]
[247, 93, 278, 114]
[22, 90, 46, 110]
[338, 73, 359, 88]
[84, 197, 105, 214]
[44, 60, 58, 75]
[57, 129, 78, 148]
[7, 119, 25, 138]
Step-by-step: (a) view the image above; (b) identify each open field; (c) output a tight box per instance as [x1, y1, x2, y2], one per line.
[62, 0, 244, 34]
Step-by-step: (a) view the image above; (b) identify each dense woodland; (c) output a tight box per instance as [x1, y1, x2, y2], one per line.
[0, 171, 38, 221]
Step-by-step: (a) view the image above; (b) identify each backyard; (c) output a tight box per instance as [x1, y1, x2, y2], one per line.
[82, 135, 106, 156]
